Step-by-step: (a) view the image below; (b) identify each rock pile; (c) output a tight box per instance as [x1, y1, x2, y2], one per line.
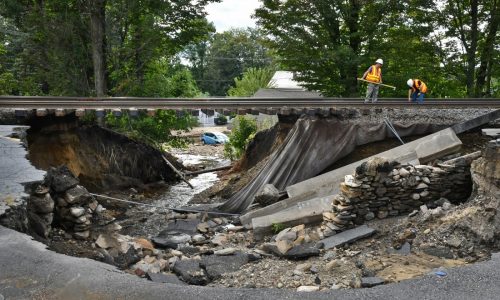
[321, 155, 474, 237]
[27, 166, 98, 239]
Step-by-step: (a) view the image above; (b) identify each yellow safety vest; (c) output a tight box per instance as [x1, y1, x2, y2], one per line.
[412, 79, 428, 93]
[365, 65, 381, 83]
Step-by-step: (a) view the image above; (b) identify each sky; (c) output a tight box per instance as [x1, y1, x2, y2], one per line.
[205, 0, 261, 32]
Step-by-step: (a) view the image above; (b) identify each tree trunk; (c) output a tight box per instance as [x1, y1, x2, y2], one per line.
[475, 0, 499, 97]
[90, 0, 107, 97]
[345, 0, 361, 96]
[466, 0, 479, 97]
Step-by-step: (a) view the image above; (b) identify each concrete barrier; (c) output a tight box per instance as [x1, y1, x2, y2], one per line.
[286, 128, 461, 199]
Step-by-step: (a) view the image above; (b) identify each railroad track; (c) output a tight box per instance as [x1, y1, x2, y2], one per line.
[0, 96, 498, 109]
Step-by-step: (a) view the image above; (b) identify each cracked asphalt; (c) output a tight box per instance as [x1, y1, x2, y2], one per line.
[1, 226, 499, 300]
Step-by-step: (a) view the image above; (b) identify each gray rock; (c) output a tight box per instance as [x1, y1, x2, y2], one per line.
[152, 232, 191, 249]
[28, 194, 54, 214]
[73, 230, 90, 240]
[146, 272, 186, 285]
[254, 184, 280, 206]
[361, 277, 385, 288]
[172, 260, 207, 285]
[200, 253, 249, 280]
[364, 212, 375, 221]
[28, 211, 52, 238]
[422, 246, 454, 259]
[70, 207, 86, 217]
[164, 219, 200, 235]
[64, 185, 91, 205]
[45, 166, 79, 193]
[317, 225, 376, 250]
[276, 228, 297, 242]
[283, 243, 320, 259]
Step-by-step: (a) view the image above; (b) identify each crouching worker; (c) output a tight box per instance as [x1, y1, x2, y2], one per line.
[407, 79, 427, 104]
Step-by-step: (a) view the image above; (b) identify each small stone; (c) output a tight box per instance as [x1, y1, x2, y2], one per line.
[364, 212, 375, 221]
[411, 193, 421, 200]
[297, 286, 320, 292]
[361, 277, 384, 288]
[295, 263, 312, 273]
[70, 207, 85, 217]
[276, 228, 297, 242]
[377, 211, 388, 219]
[399, 168, 410, 177]
[214, 248, 238, 256]
[211, 234, 227, 246]
[73, 230, 90, 240]
[197, 222, 209, 233]
[192, 234, 206, 243]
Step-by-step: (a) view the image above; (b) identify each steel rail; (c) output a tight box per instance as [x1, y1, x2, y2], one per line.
[0, 96, 498, 109]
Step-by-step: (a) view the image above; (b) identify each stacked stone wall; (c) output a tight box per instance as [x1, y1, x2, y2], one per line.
[321, 155, 476, 237]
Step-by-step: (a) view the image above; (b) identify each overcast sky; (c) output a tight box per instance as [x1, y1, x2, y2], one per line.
[205, 0, 261, 32]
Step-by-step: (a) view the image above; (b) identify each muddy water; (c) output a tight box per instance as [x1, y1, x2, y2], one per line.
[119, 150, 229, 237]
[150, 152, 229, 209]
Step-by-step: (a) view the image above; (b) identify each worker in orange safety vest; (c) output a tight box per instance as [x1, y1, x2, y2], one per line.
[407, 79, 428, 104]
[362, 59, 383, 103]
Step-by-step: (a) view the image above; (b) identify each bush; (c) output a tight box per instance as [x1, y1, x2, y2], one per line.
[224, 115, 257, 160]
[105, 110, 198, 148]
[214, 115, 228, 125]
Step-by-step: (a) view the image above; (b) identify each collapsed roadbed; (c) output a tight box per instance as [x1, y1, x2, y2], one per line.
[0, 108, 499, 294]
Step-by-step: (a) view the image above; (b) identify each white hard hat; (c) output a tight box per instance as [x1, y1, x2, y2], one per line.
[407, 79, 414, 87]
[375, 58, 383, 65]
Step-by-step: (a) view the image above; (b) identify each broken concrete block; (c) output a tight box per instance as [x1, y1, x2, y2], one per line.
[316, 225, 376, 250]
[252, 196, 332, 239]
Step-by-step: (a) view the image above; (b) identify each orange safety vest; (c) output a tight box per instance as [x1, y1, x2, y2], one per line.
[412, 79, 428, 93]
[365, 65, 382, 83]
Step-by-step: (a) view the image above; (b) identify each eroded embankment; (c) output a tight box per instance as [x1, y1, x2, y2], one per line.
[218, 108, 497, 213]
[26, 115, 181, 192]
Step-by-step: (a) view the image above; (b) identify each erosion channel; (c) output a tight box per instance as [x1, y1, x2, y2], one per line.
[1, 108, 499, 292]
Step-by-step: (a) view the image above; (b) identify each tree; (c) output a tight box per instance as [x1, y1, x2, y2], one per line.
[184, 28, 275, 96]
[227, 67, 276, 96]
[255, 0, 368, 96]
[0, 0, 220, 96]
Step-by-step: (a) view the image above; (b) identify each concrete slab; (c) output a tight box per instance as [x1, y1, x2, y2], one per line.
[251, 196, 332, 238]
[452, 109, 500, 134]
[287, 128, 462, 199]
[482, 128, 500, 138]
[239, 190, 318, 227]
[316, 225, 376, 250]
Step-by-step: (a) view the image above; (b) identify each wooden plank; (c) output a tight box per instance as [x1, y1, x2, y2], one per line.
[162, 155, 194, 189]
[55, 108, 66, 117]
[36, 109, 48, 117]
[75, 109, 86, 117]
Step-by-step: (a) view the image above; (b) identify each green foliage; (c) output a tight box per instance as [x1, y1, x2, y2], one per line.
[227, 67, 276, 97]
[271, 223, 286, 234]
[184, 28, 276, 96]
[112, 59, 201, 97]
[224, 115, 257, 160]
[105, 110, 198, 148]
[0, 0, 218, 96]
[255, 0, 499, 98]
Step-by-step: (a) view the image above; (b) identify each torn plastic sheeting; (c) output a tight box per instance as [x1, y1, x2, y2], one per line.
[218, 116, 442, 213]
